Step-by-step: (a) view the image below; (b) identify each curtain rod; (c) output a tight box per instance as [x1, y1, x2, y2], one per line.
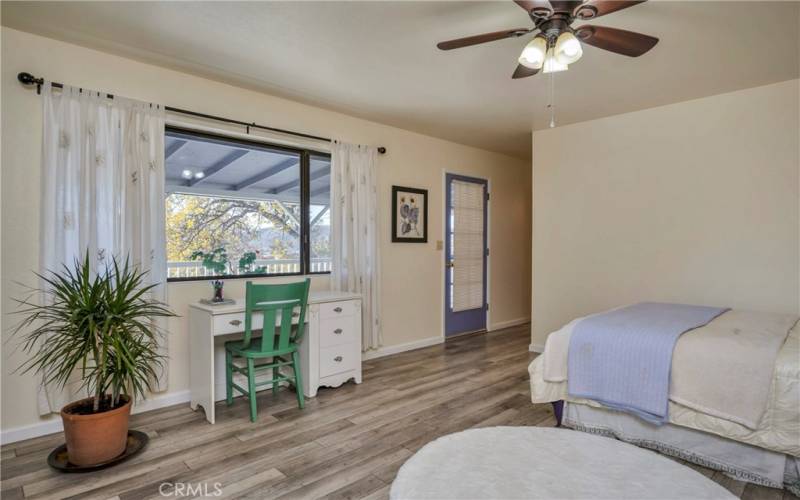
[17, 72, 387, 155]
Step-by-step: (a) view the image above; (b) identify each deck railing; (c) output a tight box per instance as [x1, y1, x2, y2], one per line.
[167, 258, 332, 278]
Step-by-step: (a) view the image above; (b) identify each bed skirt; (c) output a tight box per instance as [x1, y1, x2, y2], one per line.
[563, 402, 800, 496]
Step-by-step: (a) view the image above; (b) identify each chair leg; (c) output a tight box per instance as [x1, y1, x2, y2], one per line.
[225, 349, 234, 406]
[247, 358, 257, 422]
[272, 358, 279, 395]
[291, 351, 304, 410]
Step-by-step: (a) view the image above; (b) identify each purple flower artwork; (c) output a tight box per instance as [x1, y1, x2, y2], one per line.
[399, 196, 421, 236]
[392, 186, 427, 243]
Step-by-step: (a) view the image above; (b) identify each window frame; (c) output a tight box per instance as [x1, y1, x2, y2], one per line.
[165, 125, 332, 283]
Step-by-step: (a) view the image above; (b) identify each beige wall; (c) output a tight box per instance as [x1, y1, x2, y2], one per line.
[531, 79, 800, 348]
[0, 27, 532, 433]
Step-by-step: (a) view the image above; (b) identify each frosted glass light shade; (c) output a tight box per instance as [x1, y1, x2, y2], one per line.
[542, 47, 568, 73]
[518, 36, 547, 69]
[555, 31, 583, 65]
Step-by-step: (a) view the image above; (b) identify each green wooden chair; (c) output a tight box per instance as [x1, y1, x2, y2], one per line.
[225, 279, 310, 422]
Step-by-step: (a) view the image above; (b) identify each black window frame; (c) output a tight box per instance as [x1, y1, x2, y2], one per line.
[165, 125, 332, 283]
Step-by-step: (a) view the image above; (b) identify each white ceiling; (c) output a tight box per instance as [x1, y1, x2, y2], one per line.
[3, 1, 799, 159]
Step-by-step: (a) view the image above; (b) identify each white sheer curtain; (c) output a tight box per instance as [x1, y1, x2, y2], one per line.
[38, 83, 167, 415]
[330, 141, 382, 351]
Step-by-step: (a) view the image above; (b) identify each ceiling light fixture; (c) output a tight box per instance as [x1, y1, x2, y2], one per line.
[518, 36, 547, 69]
[554, 31, 583, 65]
[437, 0, 658, 80]
[194, 171, 205, 179]
[542, 47, 568, 74]
[181, 169, 193, 179]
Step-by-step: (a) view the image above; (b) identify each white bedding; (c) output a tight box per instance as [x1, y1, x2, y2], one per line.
[529, 318, 800, 457]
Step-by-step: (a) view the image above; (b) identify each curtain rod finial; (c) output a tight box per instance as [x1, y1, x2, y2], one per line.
[18, 72, 42, 86]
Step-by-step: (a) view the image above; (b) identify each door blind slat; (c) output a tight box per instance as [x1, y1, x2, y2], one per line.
[451, 180, 485, 312]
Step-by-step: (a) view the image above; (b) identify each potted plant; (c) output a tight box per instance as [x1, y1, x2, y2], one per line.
[191, 248, 267, 303]
[12, 254, 175, 466]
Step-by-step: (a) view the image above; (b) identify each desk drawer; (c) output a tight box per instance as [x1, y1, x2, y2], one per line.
[213, 313, 261, 336]
[319, 343, 359, 378]
[212, 311, 301, 336]
[319, 300, 358, 320]
[319, 316, 358, 348]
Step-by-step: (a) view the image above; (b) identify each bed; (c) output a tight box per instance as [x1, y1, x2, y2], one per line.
[528, 305, 800, 493]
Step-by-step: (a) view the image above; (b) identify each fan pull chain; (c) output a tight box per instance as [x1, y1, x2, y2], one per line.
[547, 72, 556, 128]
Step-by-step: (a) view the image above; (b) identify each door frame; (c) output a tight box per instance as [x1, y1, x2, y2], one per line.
[441, 170, 491, 340]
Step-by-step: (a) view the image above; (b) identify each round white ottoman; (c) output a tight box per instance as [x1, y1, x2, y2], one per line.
[390, 427, 734, 499]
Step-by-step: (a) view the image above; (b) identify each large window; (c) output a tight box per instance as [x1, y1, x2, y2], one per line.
[165, 127, 331, 281]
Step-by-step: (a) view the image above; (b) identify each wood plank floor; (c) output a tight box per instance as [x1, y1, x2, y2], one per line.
[1, 324, 795, 499]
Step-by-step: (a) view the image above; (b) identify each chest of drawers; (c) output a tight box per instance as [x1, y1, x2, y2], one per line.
[301, 296, 363, 395]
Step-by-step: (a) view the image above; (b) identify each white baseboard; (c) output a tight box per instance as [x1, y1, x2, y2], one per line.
[529, 343, 545, 353]
[1, 417, 64, 446]
[362, 318, 530, 362]
[362, 336, 444, 361]
[489, 317, 531, 331]
[0, 389, 191, 445]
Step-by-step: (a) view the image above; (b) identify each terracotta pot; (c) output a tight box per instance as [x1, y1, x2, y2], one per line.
[60, 395, 132, 466]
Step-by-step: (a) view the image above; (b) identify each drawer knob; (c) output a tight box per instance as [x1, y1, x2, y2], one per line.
[333, 328, 343, 335]
[333, 307, 343, 313]
[229, 319, 242, 326]
[334, 356, 343, 362]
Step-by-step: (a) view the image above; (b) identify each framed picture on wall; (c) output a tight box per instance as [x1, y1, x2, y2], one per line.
[392, 186, 428, 243]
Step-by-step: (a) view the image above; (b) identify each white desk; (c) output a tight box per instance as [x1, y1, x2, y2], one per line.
[189, 290, 362, 424]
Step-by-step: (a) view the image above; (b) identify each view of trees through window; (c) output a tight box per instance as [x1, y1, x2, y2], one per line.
[164, 128, 331, 279]
[166, 194, 331, 278]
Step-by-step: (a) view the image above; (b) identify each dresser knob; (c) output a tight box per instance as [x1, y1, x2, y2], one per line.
[334, 356, 343, 362]
[229, 319, 242, 326]
[333, 328, 343, 335]
[333, 307, 343, 313]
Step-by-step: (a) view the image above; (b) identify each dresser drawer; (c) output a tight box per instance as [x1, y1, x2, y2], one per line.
[319, 300, 358, 320]
[319, 343, 359, 378]
[319, 315, 358, 348]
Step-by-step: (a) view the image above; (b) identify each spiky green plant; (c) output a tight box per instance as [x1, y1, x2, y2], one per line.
[12, 253, 175, 413]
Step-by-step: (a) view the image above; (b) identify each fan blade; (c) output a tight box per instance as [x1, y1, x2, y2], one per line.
[437, 28, 532, 50]
[574, 0, 647, 19]
[512, 64, 540, 79]
[513, 0, 554, 17]
[574, 25, 658, 56]
[549, 1, 584, 12]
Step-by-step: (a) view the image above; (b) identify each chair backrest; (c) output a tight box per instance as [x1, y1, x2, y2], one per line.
[243, 279, 311, 352]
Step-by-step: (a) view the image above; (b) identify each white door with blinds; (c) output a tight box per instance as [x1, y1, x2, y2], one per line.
[445, 174, 488, 336]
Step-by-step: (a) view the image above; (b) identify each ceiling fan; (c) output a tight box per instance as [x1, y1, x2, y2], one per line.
[437, 0, 658, 79]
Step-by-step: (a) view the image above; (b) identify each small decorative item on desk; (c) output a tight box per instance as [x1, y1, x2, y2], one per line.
[191, 247, 266, 306]
[212, 280, 224, 302]
[200, 280, 235, 306]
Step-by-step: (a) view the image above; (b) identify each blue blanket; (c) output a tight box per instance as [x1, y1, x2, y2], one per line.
[567, 302, 729, 425]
